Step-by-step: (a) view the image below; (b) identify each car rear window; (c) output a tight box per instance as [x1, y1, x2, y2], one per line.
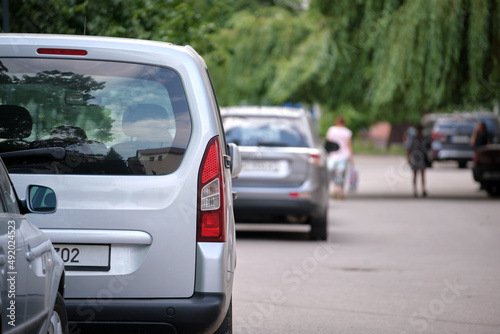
[434, 120, 476, 132]
[223, 115, 309, 147]
[478, 117, 500, 133]
[0, 58, 191, 175]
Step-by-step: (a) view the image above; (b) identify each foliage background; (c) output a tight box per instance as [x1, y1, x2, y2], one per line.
[2, 0, 499, 135]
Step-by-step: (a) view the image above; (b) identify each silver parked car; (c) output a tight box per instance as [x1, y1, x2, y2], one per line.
[221, 106, 329, 240]
[0, 34, 241, 334]
[0, 158, 67, 334]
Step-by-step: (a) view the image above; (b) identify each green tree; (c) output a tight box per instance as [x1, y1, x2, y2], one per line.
[208, 0, 500, 134]
[1, 0, 302, 54]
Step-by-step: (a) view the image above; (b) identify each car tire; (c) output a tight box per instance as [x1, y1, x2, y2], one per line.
[309, 212, 328, 241]
[48, 292, 69, 334]
[458, 160, 468, 169]
[485, 185, 500, 198]
[214, 299, 232, 334]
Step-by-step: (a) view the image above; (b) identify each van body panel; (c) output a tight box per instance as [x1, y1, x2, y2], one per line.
[0, 34, 236, 331]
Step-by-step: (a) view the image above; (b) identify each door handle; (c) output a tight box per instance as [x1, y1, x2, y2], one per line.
[25, 240, 52, 262]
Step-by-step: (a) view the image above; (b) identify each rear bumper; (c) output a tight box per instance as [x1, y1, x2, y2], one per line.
[233, 183, 328, 221]
[473, 165, 500, 184]
[234, 198, 318, 218]
[66, 292, 228, 334]
[433, 149, 474, 161]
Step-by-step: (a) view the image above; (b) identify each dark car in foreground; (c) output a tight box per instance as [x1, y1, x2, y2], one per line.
[472, 144, 500, 197]
[221, 106, 329, 240]
[0, 158, 67, 333]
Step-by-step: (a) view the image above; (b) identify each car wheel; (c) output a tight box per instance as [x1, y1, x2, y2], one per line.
[214, 299, 232, 334]
[48, 293, 69, 334]
[309, 212, 328, 241]
[458, 160, 467, 169]
[486, 185, 500, 198]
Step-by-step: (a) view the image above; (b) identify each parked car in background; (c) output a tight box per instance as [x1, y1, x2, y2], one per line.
[0, 158, 67, 334]
[221, 106, 329, 240]
[424, 112, 500, 168]
[472, 144, 500, 197]
[0, 34, 241, 334]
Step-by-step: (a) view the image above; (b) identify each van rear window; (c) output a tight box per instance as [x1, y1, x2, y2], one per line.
[0, 58, 191, 175]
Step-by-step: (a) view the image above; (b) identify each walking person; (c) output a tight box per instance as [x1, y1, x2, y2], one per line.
[326, 116, 354, 199]
[408, 124, 430, 197]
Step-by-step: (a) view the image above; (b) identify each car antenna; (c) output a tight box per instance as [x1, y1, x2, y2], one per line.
[84, 16, 86, 35]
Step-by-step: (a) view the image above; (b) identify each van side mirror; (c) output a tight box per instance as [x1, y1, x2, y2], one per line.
[21, 185, 57, 214]
[324, 140, 339, 153]
[228, 143, 242, 178]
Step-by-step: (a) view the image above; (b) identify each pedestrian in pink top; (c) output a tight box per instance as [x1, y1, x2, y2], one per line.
[326, 116, 354, 199]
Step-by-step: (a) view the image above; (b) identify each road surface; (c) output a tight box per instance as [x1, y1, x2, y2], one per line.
[233, 155, 500, 334]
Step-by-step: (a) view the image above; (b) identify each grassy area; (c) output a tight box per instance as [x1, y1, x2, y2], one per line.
[352, 138, 407, 156]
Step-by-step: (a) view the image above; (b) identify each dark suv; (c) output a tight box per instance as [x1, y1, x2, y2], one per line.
[428, 113, 500, 168]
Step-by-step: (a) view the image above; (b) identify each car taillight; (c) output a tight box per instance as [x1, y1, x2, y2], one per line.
[309, 152, 322, 166]
[431, 130, 445, 141]
[197, 136, 226, 242]
[37, 48, 88, 56]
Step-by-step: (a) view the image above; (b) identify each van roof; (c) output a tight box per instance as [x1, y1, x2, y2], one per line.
[0, 33, 208, 70]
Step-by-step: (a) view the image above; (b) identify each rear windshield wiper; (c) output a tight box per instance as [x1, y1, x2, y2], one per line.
[0, 147, 66, 160]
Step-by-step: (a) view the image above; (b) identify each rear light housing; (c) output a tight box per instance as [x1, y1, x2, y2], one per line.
[197, 136, 226, 242]
[476, 152, 493, 165]
[431, 130, 446, 142]
[308, 152, 322, 166]
[37, 48, 88, 56]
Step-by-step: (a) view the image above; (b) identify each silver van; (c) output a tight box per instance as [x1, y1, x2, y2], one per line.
[0, 34, 241, 333]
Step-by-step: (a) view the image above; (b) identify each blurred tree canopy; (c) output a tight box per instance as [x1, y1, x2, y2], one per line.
[1, 0, 499, 134]
[209, 0, 500, 133]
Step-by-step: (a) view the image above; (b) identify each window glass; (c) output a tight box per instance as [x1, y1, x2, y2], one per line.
[0, 58, 191, 176]
[29, 186, 56, 212]
[478, 118, 499, 133]
[435, 120, 476, 132]
[0, 162, 19, 213]
[223, 116, 309, 148]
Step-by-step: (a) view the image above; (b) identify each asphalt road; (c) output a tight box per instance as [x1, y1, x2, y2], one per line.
[232, 155, 500, 334]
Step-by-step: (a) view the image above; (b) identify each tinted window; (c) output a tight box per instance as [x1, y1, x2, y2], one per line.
[0, 58, 191, 176]
[0, 161, 19, 214]
[478, 117, 500, 133]
[435, 120, 476, 132]
[223, 116, 309, 147]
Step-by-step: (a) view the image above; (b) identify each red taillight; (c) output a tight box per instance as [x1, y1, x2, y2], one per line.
[197, 136, 226, 242]
[431, 130, 445, 141]
[37, 48, 88, 56]
[309, 152, 322, 166]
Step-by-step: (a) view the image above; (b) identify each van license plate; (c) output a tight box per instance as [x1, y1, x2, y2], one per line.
[54, 244, 110, 271]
